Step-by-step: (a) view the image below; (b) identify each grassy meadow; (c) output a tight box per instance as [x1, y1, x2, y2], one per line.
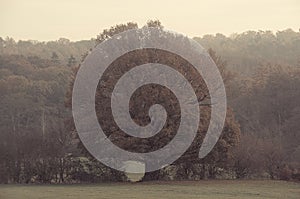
[0, 180, 299, 199]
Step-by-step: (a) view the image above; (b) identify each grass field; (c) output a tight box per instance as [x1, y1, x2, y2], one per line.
[0, 180, 299, 199]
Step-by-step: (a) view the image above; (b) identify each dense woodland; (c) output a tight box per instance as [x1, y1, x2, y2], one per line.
[0, 22, 300, 183]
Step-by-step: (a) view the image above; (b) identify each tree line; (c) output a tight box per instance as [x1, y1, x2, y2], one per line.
[0, 21, 299, 183]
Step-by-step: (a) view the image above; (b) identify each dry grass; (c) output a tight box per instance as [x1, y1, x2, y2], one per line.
[0, 180, 299, 199]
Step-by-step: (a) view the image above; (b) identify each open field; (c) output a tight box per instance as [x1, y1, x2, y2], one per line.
[0, 180, 299, 199]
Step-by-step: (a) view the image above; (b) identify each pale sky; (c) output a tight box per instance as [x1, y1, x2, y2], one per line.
[1, 0, 299, 41]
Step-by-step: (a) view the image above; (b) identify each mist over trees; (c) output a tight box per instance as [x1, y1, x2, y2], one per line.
[0, 22, 299, 183]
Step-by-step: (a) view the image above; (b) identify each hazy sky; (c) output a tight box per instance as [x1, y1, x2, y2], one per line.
[1, 0, 299, 41]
